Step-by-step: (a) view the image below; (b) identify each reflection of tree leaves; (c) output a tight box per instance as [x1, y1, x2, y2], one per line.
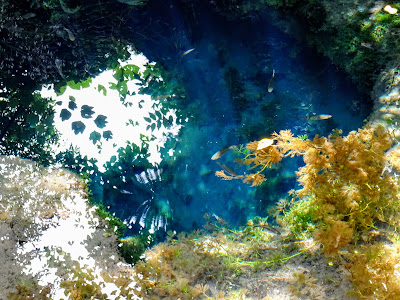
[60, 108, 72, 121]
[67, 78, 92, 90]
[56, 101, 62, 106]
[117, 81, 128, 96]
[68, 100, 77, 110]
[162, 116, 171, 127]
[31, 98, 46, 112]
[71, 121, 86, 134]
[25, 113, 39, 124]
[109, 82, 117, 90]
[138, 99, 144, 109]
[94, 114, 108, 128]
[89, 131, 101, 144]
[57, 86, 67, 96]
[8, 97, 19, 108]
[103, 130, 113, 141]
[113, 66, 123, 81]
[98, 84, 107, 96]
[81, 105, 95, 118]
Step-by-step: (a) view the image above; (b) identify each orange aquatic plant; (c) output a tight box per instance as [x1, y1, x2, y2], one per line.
[215, 130, 309, 186]
[216, 125, 400, 297]
[217, 125, 400, 248]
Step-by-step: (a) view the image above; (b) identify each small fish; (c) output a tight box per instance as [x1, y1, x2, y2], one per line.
[298, 114, 332, 121]
[360, 42, 373, 50]
[212, 213, 228, 226]
[120, 189, 133, 195]
[253, 224, 281, 235]
[64, 27, 75, 41]
[268, 69, 275, 93]
[181, 48, 195, 57]
[211, 145, 236, 160]
[55, 58, 65, 78]
[216, 161, 238, 176]
[21, 12, 36, 19]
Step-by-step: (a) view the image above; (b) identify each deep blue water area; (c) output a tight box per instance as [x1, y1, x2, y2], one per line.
[91, 1, 372, 237]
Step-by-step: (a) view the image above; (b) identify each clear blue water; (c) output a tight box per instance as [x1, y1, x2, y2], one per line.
[90, 1, 371, 238]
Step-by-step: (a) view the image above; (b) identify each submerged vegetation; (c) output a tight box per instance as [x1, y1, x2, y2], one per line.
[215, 124, 400, 298]
[132, 221, 316, 299]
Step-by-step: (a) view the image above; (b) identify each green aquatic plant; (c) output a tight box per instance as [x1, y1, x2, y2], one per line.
[95, 204, 127, 238]
[119, 233, 154, 264]
[274, 196, 317, 239]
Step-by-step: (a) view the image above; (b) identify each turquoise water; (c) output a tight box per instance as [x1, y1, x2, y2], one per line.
[89, 1, 371, 238]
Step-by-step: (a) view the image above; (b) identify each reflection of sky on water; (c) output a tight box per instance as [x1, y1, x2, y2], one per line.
[41, 52, 181, 172]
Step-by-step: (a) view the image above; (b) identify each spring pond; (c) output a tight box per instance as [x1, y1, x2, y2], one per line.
[49, 1, 371, 240]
